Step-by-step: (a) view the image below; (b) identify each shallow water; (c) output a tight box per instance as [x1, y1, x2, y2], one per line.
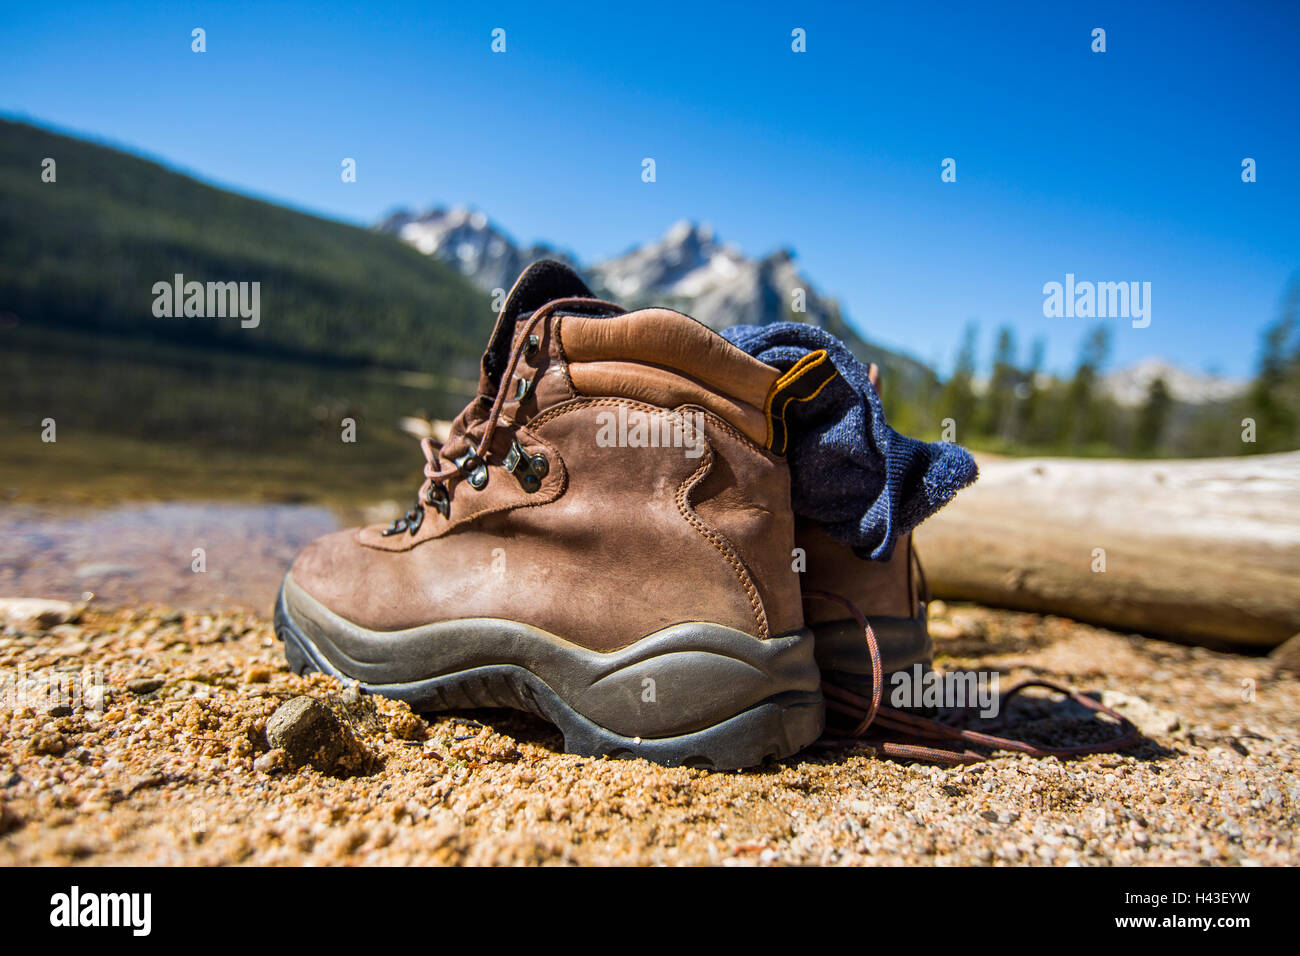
[0, 501, 341, 612]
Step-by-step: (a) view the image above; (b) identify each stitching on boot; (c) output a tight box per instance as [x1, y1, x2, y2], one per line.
[530, 397, 771, 638]
[551, 314, 579, 399]
[674, 401, 770, 456]
[674, 443, 770, 640]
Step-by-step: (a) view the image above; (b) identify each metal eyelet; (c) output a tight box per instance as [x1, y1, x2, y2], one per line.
[504, 440, 549, 493]
[424, 483, 450, 518]
[512, 376, 532, 401]
[405, 506, 424, 535]
[381, 519, 407, 536]
[523, 334, 540, 359]
[455, 444, 489, 490]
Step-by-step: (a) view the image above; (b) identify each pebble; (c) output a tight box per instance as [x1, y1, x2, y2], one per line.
[266, 696, 370, 776]
[253, 748, 290, 775]
[29, 731, 66, 756]
[1100, 690, 1182, 735]
[0, 598, 79, 629]
[126, 677, 164, 695]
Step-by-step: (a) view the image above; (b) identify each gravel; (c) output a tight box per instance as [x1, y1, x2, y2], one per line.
[0, 602, 1296, 865]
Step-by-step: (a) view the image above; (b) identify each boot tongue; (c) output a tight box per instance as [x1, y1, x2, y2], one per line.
[482, 260, 595, 387]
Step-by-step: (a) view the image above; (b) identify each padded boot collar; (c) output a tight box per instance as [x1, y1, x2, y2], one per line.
[483, 260, 615, 387]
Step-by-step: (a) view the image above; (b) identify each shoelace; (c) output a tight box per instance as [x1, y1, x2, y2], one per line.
[803, 590, 1141, 765]
[383, 309, 554, 537]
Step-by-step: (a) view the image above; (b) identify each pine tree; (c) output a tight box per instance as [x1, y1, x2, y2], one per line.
[1063, 324, 1111, 450]
[938, 323, 978, 440]
[1134, 376, 1171, 455]
[1248, 279, 1300, 452]
[981, 326, 1018, 441]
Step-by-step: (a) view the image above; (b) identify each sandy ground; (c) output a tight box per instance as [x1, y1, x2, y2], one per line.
[2, 599, 1296, 866]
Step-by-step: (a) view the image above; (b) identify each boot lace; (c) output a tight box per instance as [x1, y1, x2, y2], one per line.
[803, 590, 1141, 765]
[382, 310, 551, 537]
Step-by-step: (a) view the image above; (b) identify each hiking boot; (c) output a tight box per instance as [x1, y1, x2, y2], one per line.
[797, 363, 934, 709]
[274, 260, 823, 769]
[798, 519, 932, 701]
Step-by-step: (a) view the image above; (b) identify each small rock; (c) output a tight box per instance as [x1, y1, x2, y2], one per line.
[243, 665, 272, 684]
[29, 731, 66, 756]
[266, 696, 370, 776]
[1099, 691, 1181, 736]
[323, 687, 385, 735]
[126, 677, 165, 695]
[387, 709, 426, 741]
[253, 748, 290, 775]
[0, 598, 80, 629]
[929, 621, 962, 641]
[128, 772, 165, 793]
[0, 802, 22, 835]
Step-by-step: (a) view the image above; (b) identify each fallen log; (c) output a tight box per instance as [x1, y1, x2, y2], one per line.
[913, 451, 1300, 648]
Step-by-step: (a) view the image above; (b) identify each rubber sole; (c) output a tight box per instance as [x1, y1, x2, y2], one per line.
[274, 575, 824, 770]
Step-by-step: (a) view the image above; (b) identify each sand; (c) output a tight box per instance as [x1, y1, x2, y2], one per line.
[2, 600, 1295, 866]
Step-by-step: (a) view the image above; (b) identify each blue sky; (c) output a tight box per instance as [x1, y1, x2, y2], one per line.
[3, 0, 1297, 378]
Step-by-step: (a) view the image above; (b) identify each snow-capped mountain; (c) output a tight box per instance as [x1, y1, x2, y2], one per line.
[378, 208, 1251, 411]
[588, 221, 848, 333]
[376, 210, 935, 390]
[1102, 358, 1246, 407]
[376, 207, 577, 294]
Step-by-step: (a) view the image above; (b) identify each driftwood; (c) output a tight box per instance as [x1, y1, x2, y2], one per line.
[914, 452, 1300, 648]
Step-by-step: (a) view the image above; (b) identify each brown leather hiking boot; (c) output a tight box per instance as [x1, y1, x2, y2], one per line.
[797, 364, 934, 706]
[275, 261, 823, 768]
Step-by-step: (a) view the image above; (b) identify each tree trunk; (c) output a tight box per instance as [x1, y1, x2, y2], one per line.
[914, 452, 1300, 648]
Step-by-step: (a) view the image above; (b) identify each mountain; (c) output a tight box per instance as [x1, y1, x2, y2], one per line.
[377, 207, 578, 295]
[0, 118, 492, 373]
[377, 210, 938, 395]
[1102, 358, 1247, 407]
[591, 222, 835, 331]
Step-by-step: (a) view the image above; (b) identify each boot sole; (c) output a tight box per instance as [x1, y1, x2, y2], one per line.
[274, 574, 824, 770]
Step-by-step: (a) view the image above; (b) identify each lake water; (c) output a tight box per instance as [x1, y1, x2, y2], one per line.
[0, 501, 340, 612]
[1, 326, 477, 610]
[1, 325, 476, 504]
